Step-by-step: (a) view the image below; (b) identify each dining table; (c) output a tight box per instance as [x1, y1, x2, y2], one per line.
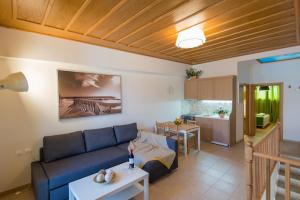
[159, 122, 201, 157]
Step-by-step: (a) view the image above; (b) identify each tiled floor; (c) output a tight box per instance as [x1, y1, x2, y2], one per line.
[0, 142, 246, 200]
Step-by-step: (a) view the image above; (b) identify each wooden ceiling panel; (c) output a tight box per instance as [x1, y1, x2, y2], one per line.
[88, 0, 155, 39]
[44, 0, 85, 29]
[161, 10, 295, 56]
[180, 28, 296, 59]
[67, 0, 122, 34]
[164, 12, 296, 56]
[0, 0, 299, 64]
[295, 0, 300, 43]
[129, 0, 253, 48]
[118, 0, 222, 45]
[103, 0, 187, 42]
[191, 36, 297, 64]
[133, 0, 289, 50]
[16, 0, 49, 23]
[0, 0, 12, 20]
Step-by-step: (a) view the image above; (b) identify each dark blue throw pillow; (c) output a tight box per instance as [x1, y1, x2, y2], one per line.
[83, 127, 117, 152]
[43, 131, 85, 162]
[113, 123, 138, 144]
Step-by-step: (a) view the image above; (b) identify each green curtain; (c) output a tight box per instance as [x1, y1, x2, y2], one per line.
[255, 85, 280, 123]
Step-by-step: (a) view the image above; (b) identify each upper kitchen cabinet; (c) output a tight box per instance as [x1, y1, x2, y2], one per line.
[198, 78, 214, 100]
[184, 78, 198, 99]
[184, 75, 236, 100]
[213, 76, 234, 100]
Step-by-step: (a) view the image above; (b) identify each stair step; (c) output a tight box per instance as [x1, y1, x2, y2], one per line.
[276, 186, 300, 200]
[275, 192, 300, 200]
[277, 177, 300, 194]
[279, 168, 300, 182]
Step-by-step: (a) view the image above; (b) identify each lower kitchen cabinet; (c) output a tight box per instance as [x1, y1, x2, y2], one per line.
[211, 119, 230, 146]
[196, 117, 231, 146]
[196, 118, 213, 142]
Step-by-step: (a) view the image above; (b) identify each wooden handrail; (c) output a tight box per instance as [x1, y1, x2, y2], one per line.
[253, 152, 300, 167]
[245, 123, 282, 200]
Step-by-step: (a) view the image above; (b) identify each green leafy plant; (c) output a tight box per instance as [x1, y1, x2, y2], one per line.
[214, 106, 229, 115]
[185, 68, 202, 79]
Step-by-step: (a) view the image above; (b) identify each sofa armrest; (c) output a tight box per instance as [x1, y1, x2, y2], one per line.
[166, 138, 178, 170]
[31, 161, 49, 200]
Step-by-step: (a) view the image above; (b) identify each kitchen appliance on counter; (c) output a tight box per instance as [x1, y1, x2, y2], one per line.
[181, 114, 196, 123]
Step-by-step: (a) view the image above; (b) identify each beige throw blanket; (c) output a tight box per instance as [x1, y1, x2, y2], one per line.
[132, 131, 176, 169]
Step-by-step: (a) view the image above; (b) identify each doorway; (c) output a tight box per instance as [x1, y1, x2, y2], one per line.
[241, 83, 283, 137]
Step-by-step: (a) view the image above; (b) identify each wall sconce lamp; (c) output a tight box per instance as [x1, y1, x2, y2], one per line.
[0, 72, 29, 92]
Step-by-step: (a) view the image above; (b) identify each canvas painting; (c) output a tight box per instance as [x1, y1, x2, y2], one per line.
[58, 70, 122, 119]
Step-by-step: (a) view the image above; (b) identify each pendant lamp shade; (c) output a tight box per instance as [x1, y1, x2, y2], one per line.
[176, 27, 206, 48]
[0, 72, 29, 92]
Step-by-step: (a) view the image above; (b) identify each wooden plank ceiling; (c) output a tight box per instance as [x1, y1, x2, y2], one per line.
[0, 0, 299, 64]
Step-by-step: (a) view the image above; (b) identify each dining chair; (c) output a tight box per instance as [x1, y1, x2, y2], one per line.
[186, 120, 197, 151]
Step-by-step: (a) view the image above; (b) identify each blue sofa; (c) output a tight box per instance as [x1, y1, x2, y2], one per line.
[31, 123, 178, 200]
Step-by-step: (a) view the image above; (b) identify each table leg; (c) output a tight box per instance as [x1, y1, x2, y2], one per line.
[184, 132, 188, 157]
[197, 128, 201, 151]
[144, 175, 149, 200]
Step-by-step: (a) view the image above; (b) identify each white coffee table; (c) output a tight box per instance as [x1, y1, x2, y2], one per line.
[69, 162, 149, 200]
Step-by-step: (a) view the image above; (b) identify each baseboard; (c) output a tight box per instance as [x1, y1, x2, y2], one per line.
[0, 184, 31, 197]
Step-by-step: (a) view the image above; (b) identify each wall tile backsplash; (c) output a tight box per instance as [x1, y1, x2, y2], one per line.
[181, 100, 232, 116]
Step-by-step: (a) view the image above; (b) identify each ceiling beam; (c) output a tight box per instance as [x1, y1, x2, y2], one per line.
[115, 0, 190, 43]
[83, 0, 127, 36]
[101, 0, 162, 40]
[65, 0, 91, 30]
[295, 0, 300, 43]
[41, 0, 55, 25]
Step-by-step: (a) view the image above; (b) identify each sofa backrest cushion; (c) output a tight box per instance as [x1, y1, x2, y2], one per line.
[43, 131, 85, 162]
[83, 127, 117, 152]
[114, 123, 138, 144]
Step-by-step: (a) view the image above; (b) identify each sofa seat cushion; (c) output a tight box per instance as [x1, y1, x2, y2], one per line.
[42, 147, 128, 190]
[84, 127, 117, 152]
[43, 131, 85, 163]
[114, 123, 138, 144]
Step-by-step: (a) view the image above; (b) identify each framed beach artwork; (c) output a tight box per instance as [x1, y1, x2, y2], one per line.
[58, 70, 122, 119]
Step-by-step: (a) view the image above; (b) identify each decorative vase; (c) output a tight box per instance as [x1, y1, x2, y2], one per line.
[219, 113, 225, 118]
[188, 76, 197, 80]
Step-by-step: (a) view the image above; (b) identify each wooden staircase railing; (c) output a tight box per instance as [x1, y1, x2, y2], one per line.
[244, 123, 300, 200]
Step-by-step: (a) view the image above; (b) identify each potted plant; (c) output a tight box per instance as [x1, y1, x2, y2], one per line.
[215, 107, 228, 118]
[185, 68, 203, 80]
[174, 117, 183, 130]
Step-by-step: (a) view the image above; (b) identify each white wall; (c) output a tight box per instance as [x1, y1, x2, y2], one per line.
[193, 45, 300, 143]
[0, 27, 188, 192]
[239, 58, 300, 141]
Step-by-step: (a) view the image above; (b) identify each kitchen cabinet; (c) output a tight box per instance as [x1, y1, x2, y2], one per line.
[184, 76, 235, 100]
[196, 117, 213, 142]
[197, 78, 214, 100]
[212, 119, 230, 145]
[213, 76, 233, 100]
[184, 78, 198, 99]
[196, 116, 231, 146]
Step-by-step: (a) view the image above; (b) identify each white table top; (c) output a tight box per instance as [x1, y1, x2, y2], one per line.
[69, 162, 149, 200]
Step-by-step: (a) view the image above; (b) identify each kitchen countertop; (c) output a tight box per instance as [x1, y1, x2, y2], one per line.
[185, 113, 230, 120]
